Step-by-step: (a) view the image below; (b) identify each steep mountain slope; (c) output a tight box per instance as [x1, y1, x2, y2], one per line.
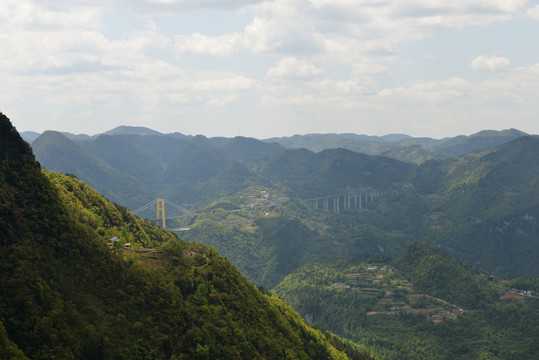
[379, 145, 435, 165]
[417, 136, 539, 277]
[31, 131, 148, 208]
[221, 136, 284, 162]
[20, 130, 41, 144]
[262, 148, 416, 198]
[124, 134, 190, 164]
[164, 142, 233, 184]
[432, 129, 527, 158]
[184, 215, 327, 289]
[81, 134, 164, 181]
[0, 112, 370, 360]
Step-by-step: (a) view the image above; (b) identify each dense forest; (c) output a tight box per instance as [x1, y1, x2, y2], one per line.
[273, 244, 539, 359]
[0, 112, 370, 359]
[17, 119, 539, 359]
[29, 127, 539, 281]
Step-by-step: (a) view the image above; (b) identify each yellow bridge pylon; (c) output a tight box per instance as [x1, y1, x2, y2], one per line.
[156, 198, 166, 228]
[132, 198, 193, 229]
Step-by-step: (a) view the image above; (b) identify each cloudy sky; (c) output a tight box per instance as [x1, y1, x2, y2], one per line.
[2, 0, 539, 138]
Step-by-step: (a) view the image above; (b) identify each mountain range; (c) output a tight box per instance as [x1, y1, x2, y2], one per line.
[23, 126, 528, 206]
[5, 116, 539, 359]
[24, 125, 539, 282]
[22, 126, 527, 165]
[1, 112, 369, 359]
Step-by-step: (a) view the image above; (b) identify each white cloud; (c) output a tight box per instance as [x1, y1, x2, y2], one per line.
[527, 5, 539, 20]
[378, 77, 472, 102]
[25, 0, 261, 13]
[175, 32, 242, 56]
[372, 62, 539, 134]
[259, 61, 539, 137]
[310, 79, 366, 94]
[76, 110, 94, 119]
[191, 76, 255, 91]
[266, 57, 324, 80]
[2, 0, 539, 137]
[470, 55, 511, 71]
[0, 0, 102, 30]
[207, 94, 240, 106]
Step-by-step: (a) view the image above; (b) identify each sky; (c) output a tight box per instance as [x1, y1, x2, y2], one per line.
[2, 0, 539, 139]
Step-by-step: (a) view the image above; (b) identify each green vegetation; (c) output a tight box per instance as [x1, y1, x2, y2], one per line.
[31, 131, 148, 208]
[22, 117, 539, 358]
[510, 277, 539, 292]
[261, 148, 415, 198]
[395, 242, 497, 309]
[183, 215, 324, 289]
[273, 244, 539, 359]
[1, 112, 371, 360]
[417, 136, 539, 277]
[30, 123, 539, 279]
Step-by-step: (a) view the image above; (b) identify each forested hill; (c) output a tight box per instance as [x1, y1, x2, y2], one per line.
[412, 135, 539, 277]
[0, 112, 370, 359]
[393, 242, 497, 309]
[273, 243, 539, 359]
[31, 123, 539, 281]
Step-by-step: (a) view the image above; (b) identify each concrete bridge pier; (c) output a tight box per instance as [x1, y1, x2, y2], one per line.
[333, 196, 340, 214]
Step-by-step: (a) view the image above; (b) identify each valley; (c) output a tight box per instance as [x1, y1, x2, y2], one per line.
[0, 113, 372, 360]
[6, 119, 538, 359]
[273, 244, 539, 359]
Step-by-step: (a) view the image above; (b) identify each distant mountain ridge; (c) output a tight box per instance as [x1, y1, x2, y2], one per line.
[32, 131, 147, 208]
[30, 129, 285, 208]
[102, 125, 164, 136]
[23, 125, 529, 165]
[264, 128, 528, 162]
[28, 123, 539, 281]
[1, 112, 370, 360]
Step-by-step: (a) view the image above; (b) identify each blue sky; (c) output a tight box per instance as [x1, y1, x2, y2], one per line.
[2, 0, 539, 138]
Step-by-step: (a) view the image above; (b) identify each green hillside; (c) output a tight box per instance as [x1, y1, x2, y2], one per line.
[394, 242, 497, 309]
[0, 112, 370, 360]
[221, 136, 284, 162]
[31, 131, 149, 208]
[177, 134, 539, 288]
[29, 123, 539, 279]
[262, 148, 416, 198]
[273, 243, 539, 359]
[433, 129, 527, 158]
[81, 134, 165, 181]
[182, 212, 325, 289]
[414, 136, 539, 277]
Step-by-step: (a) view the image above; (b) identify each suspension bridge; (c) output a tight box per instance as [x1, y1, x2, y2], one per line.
[132, 198, 196, 231]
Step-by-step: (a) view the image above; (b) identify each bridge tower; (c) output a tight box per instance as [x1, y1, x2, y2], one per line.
[156, 198, 166, 228]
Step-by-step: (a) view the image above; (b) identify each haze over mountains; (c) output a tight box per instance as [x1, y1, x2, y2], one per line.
[24, 126, 528, 207]
[26, 125, 539, 281]
[1, 112, 371, 359]
[22, 126, 527, 164]
[4, 116, 539, 359]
